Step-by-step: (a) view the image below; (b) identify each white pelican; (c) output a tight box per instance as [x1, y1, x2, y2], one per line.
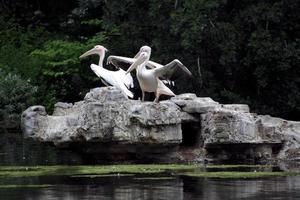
[125, 50, 192, 102]
[79, 45, 134, 98]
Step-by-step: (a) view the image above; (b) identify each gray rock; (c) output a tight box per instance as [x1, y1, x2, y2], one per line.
[201, 108, 257, 145]
[53, 102, 73, 116]
[21, 86, 300, 163]
[170, 93, 197, 107]
[255, 115, 300, 160]
[222, 104, 250, 113]
[21, 105, 47, 139]
[84, 87, 127, 102]
[171, 95, 220, 114]
[22, 87, 182, 148]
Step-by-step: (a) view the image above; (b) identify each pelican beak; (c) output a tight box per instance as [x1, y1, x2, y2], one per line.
[126, 62, 138, 75]
[133, 49, 142, 59]
[79, 48, 97, 58]
[126, 54, 146, 74]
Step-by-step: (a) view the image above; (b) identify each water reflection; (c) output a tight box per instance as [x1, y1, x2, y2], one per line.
[1, 132, 300, 199]
[0, 176, 184, 200]
[1, 175, 300, 200]
[184, 176, 300, 200]
[0, 133, 82, 165]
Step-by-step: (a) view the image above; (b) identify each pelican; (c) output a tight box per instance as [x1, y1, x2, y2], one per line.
[125, 50, 192, 102]
[107, 46, 184, 86]
[79, 45, 134, 98]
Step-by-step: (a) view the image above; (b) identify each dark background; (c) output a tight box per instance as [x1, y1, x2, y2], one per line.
[0, 0, 299, 132]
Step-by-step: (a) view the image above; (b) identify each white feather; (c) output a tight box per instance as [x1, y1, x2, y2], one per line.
[90, 64, 133, 98]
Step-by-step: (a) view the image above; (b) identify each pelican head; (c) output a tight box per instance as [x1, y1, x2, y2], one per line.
[79, 45, 108, 59]
[134, 45, 151, 58]
[126, 52, 149, 74]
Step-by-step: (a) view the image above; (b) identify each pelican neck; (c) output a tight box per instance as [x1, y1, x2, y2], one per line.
[98, 52, 105, 67]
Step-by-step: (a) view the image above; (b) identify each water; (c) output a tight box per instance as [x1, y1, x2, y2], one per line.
[1, 175, 300, 199]
[1, 132, 300, 199]
[0, 133, 83, 165]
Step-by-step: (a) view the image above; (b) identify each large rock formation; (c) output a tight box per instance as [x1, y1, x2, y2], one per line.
[21, 87, 300, 163]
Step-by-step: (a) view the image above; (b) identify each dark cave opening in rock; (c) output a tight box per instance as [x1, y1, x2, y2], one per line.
[181, 122, 202, 147]
[205, 143, 283, 163]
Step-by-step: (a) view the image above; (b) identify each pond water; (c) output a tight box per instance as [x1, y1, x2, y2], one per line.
[0, 133, 83, 166]
[1, 132, 300, 200]
[1, 175, 300, 200]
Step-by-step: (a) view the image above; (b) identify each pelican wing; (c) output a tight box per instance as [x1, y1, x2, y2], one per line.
[153, 60, 192, 81]
[116, 79, 134, 98]
[115, 69, 134, 88]
[108, 56, 179, 86]
[147, 60, 164, 69]
[90, 64, 116, 86]
[107, 56, 164, 70]
[107, 56, 135, 70]
[90, 64, 133, 98]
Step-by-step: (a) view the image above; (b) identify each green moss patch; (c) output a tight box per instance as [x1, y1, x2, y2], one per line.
[71, 174, 135, 178]
[205, 164, 273, 169]
[133, 177, 175, 180]
[0, 184, 51, 189]
[182, 171, 300, 179]
[0, 164, 298, 179]
[0, 164, 199, 178]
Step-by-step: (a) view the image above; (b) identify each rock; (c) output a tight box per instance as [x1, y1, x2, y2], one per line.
[222, 104, 250, 113]
[22, 87, 182, 148]
[179, 112, 199, 123]
[171, 95, 220, 114]
[84, 87, 127, 102]
[254, 115, 283, 143]
[201, 108, 257, 145]
[170, 93, 197, 107]
[53, 102, 73, 116]
[128, 100, 181, 126]
[21, 105, 47, 138]
[255, 115, 300, 160]
[21, 86, 300, 163]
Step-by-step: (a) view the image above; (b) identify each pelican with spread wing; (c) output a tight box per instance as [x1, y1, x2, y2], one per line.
[124, 48, 192, 102]
[107, 46, 189, 86]
[79, 45, 134, 98]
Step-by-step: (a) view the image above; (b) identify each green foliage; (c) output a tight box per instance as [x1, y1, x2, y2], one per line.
[0, 17, 48, 79]
[0, 70, 37, 131]
[29, 28, 111, 111]
[169, 0, 300, 118]
[0, 0, 299, 120]
[0, 18, 43, 130]
[31, 40, 85, 77]
[30, 40, 93, 111]
[81, 19, 103, 26]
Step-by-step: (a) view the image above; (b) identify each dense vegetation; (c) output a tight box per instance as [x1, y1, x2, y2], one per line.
[0, 0, 299, 131]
